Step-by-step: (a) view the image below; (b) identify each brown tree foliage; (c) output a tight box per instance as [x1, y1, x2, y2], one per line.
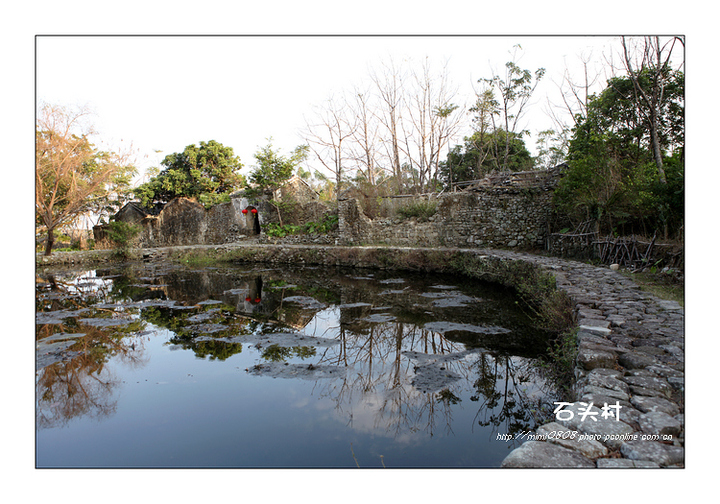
[36, 103, 136, 255]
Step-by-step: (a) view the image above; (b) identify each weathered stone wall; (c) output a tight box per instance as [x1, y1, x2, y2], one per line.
[115, 195, 332, 248]
[339, 186, 554, 250]
[277, 200, 333, 227]
[438, 188, 553, 248]
[143, 197, 207, 247]
[103, 168, 558, 250]
[130, 196, 266, 248]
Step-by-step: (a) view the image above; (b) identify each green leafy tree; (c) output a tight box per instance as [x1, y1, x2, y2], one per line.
[554, 62, 684, 237]
[442, 46, 543, 191]
[247, 140, 309, 194]
[473, 47, 545, 173]
[440, 129, 534, 187]
[134, 140, 244, 208]
[246, 140, 309, 226]
[621, 36, 685, 183]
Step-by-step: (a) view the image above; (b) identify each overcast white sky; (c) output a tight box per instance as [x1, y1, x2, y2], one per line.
[36, 35, 636, 182]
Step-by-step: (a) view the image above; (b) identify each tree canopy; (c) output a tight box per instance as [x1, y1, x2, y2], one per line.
[440, 129, 534, 187]
[469, 51, 545, 173]
[554, 63, 684, 237]
[36, 103, 136, 255]
[247, 140, 308, 194]
[134, 140, 244, 208]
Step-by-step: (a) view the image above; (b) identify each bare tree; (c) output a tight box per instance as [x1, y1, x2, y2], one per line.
[347, 88, 384, 186]
[620, 36, 684, 183]
[554, 50, 605, 127]
[304, 94, 358, 201]
[370, 58, 405, 193]
[401, 58, 462, 192]
[541, 49, 606, 169]
[307, 56, 463, 195]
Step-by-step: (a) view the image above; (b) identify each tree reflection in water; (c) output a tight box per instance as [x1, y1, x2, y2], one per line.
[308, 321, 558, 440]
[36, 263, 561, 448]
[36, 271, 149, 429]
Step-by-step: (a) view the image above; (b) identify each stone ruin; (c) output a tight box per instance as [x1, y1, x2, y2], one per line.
[339, 166, 563, 250]
[93, 176, 330, 249]
[95, 166, 565, 251]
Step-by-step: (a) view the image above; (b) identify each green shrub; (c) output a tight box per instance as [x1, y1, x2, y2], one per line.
[537, 328, 579, 400]
[305, 214, 338, 234]
[266, 223, 301, 238]
[107, 221, 141, 258]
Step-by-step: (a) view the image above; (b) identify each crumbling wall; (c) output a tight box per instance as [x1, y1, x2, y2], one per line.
[102, 168, 559, 250]
[204, 200, 239, 244]
[117, 195, 330, 248]
[339, 185, 555, 250]
[113, 197, 249, 248]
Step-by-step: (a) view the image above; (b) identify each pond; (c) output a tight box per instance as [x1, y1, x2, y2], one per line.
[36, 260, 562, 468]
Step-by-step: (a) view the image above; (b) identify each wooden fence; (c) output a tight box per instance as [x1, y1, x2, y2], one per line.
[594, 235, 683, 271]
[546, 221, 598, 259]
[547, 223, 683, 271]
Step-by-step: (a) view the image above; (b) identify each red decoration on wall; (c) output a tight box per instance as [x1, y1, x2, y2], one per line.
[251, 208, 258, 214]
[242, 209, 248, 214]
[254, 297, 261, 303]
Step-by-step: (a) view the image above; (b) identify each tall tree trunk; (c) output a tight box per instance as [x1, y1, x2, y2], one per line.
[621, 36, 676, 185]
[649, 109, 667, 183]
[44, 228, 55, 256]
[391, 113, 402, 193]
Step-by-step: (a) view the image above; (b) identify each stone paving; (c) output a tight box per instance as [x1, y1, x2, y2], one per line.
[492, 250, 684, 468]
[37, 244, 684, 467]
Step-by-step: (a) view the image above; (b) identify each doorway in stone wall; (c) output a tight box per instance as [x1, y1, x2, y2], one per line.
[244, 206, 261, 235]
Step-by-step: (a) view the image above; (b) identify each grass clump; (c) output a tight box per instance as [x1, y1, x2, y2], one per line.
[266, 214, 339, 238]
[538, 328, 579, 400]
[619, 268, 684, 307]
[396, 201, 437, 222]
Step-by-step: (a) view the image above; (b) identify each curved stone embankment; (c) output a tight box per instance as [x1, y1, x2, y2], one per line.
[494, 252, 684, 469]
[37, 243, 684, 467]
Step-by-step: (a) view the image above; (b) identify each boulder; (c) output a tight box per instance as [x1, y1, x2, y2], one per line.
[501, 441, 595, 468]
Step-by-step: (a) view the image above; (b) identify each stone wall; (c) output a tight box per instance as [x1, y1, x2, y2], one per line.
[95, 196, 272, 249]
[102, 195, 335, 248]
[277, 200, 333, 227]
[338, 185, 554, 250]
[98, 168, 560, 250]
[143, 197, 207, 247]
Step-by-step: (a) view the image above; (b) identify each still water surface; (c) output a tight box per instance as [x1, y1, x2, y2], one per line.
[36, 261, 560, 468]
